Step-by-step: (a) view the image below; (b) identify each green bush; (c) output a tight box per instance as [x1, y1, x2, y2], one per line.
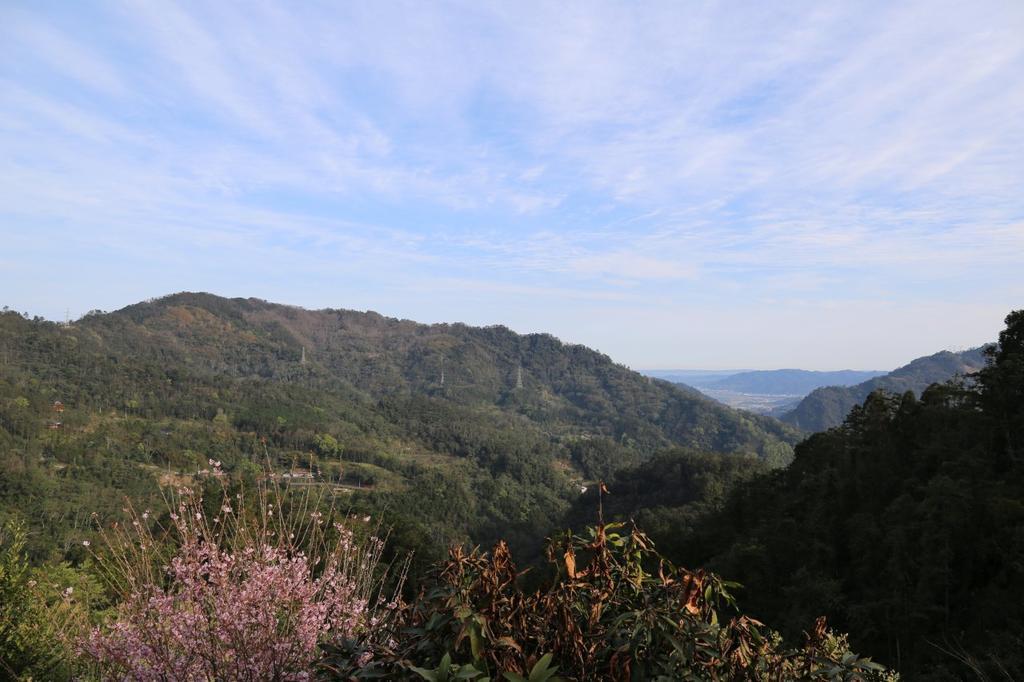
[321, 517, 896, 681]
[0, 521, 93, 681]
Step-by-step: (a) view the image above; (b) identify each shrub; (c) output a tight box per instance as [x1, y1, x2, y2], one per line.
[1, 521, 90, 680]
[328, 513, 897, 680]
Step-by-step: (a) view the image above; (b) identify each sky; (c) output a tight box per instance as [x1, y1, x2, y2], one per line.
[1, 1, 1022, 370]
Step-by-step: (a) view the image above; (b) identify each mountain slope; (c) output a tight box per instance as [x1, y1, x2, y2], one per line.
[0, 292, 798, 563]
[780, 347, 988, 432]
[99, 292, 799, 460]
[676, 311, 1024, 679]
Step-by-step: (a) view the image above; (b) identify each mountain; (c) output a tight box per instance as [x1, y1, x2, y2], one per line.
[584, 310, 1024, 678]
[0, 292, 797, 564]
[109, 293, 797, 458]
[703, 369, 885, 394]
[673, 311, 1024, 679]
[780, 347, 988, 432]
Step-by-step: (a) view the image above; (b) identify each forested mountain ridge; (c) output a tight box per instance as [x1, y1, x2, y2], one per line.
[780, 347, 987, 432]
[584, 310, 1024, 679]
[0, 292, 795, 566]
[86, 292, 798, 459]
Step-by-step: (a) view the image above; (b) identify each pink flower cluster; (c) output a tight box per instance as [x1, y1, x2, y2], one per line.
[81, 479, 390, 680]
[83, 538, 366, 680]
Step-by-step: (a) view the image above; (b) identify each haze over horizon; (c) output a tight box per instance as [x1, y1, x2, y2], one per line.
[2, 1, 1022, 370]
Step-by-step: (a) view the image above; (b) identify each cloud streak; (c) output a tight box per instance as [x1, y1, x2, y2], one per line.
[0, 0, 1021, 368]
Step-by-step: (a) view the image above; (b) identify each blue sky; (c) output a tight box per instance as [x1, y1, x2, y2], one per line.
[2, 1, 1022, 370]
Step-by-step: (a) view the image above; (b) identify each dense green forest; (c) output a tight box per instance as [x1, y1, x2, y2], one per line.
[0, 293, 795, 570]
[781, 347, 987, 431]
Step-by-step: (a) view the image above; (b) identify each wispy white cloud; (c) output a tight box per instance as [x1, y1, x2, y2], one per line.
[6, 18, 128, 97]
[0, 0, 1021, 367]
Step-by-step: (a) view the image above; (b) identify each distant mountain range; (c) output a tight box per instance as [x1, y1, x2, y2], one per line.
[646, 349, 989, 430]
[701, 369, 886, 394]
[643, 368, 886, 414]
[644, 368, 885, 393]
[779, 347, 989, 431]
[641, 369, 752, 387]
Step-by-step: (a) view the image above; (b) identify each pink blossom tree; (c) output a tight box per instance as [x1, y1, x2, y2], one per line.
[82, 462, 402, 680]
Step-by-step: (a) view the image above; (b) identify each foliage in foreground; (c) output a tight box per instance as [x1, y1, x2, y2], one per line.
[1, 521, 98, 680]
[322, 515, 895, 681]
[3, 478, 895, 681]
[1, 521, 64, 679]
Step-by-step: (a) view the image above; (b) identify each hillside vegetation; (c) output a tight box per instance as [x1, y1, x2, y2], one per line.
[0, 292, 795, 567]
[594, 312, 1023, 679]
[780, 347, 987, 432]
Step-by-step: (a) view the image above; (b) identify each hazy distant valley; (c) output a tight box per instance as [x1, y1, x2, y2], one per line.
[643, 368, 887, 414]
